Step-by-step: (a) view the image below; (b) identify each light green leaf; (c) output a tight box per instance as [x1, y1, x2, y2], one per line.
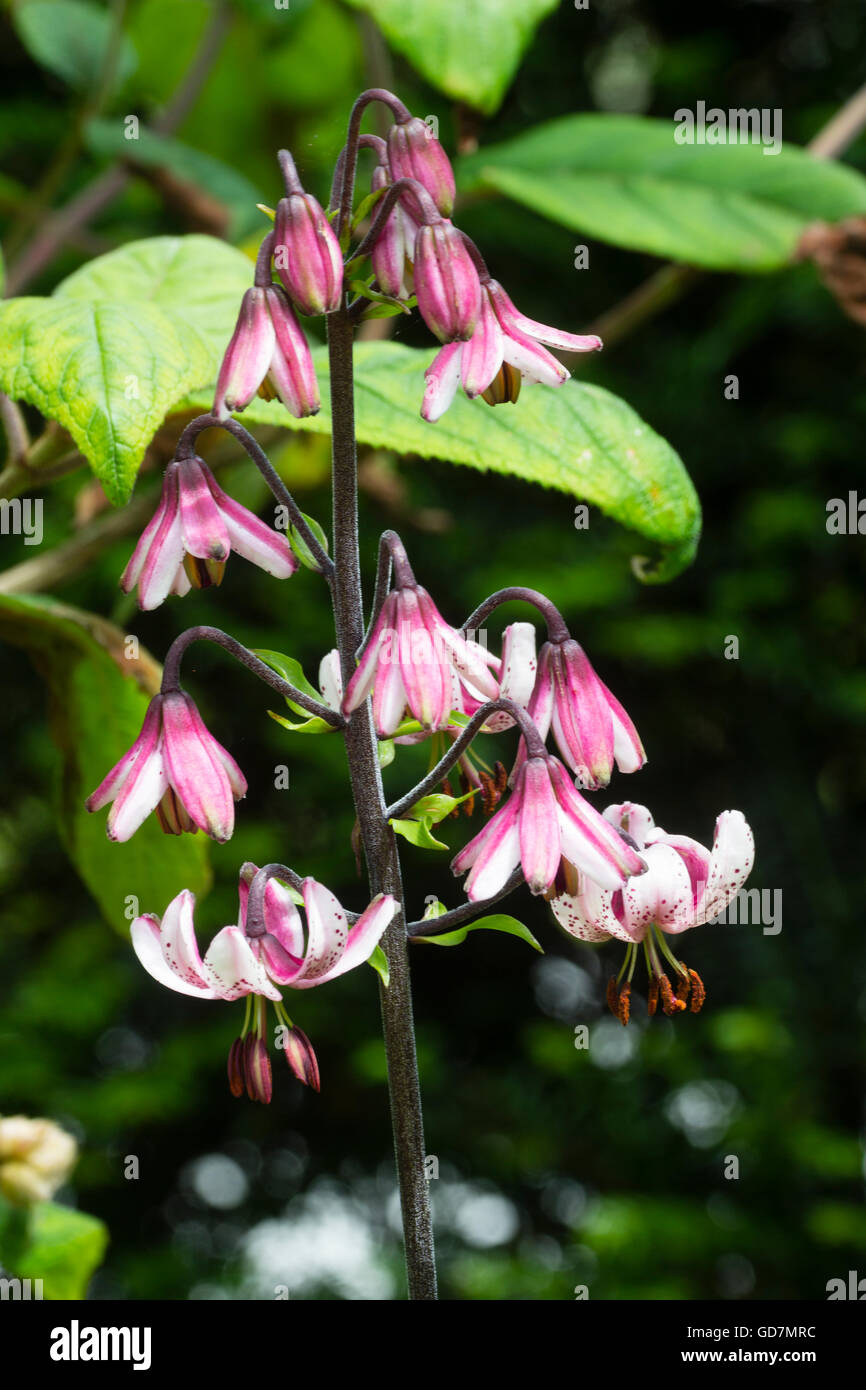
[0, 594, 211, 928]
[458, 114, 866, 271]
[14, 0, 137, 92]
[85, 119, 265, 241]
[389, 817, 449, 851]
[0, 236, 255, 503]
[413, 913, 542, 951]
[255, 648, 337, 735]
[287, 511, 330, 572]
[343, 0, 558, 115]
[189, 341, 700, 581]
[407, 792, 472, 823]
[10, 1200, 108, 1300]
[367, 944, 390, 987]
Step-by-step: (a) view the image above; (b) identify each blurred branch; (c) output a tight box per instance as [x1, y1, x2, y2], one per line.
[585, 80, 866, 351]
[0, 394, 30, 467]
[4, 0, 231, 295]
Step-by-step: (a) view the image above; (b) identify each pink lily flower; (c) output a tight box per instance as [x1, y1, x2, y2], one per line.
[131, 869, 397, 1100]
[85, 691, 247, 843]
[450, 622, 538, 734]
[521, 638, 645, 790]
[549, 802, 755, 1022]
[213, 284, 320, 420]
[451, 753, 647, 902]
[273, 192, 344, 316]
[342, 584, 499, 738]
[413, 221, 482, 343]
[369, 162, 421, 300]
[423, 278, 602, 421]
[386, 114, 455, 217]
[120, 455, 297, 611]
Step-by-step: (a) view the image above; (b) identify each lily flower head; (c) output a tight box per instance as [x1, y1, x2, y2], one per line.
[214, 283, 320, 420]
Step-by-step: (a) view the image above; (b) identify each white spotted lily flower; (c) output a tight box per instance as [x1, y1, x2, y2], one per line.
[131, 866, 397, 1101]
[549, 802, 755, 1023]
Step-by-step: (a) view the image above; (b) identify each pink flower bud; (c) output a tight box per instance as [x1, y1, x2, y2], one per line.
[213, 287, 275, 417]
[413, 223, 481, 343]
[387, 116, 455, 217]
[283, 1025, 321, 1092]
[370, 163, 419, 300]
[274, 193, 343, 316]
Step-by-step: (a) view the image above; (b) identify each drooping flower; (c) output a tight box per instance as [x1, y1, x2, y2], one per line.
[131, 868, 397, 1100]
[273, 191, 344, 316]
[213, 284, 320, 420]
[549, 802, 755, 1022]
[369, 161, 421, 300]
[85, 691, 247, 843]
[121, 454, 297, 610]
[413, 221, 482, 343]
[521, 637, 645, 790]
[423, 277, 601, 421]
[342, 583, 499, 738]
[386, 114, 455, 217]
[451, 753, 647, 902]
[0, 1115, 78, 1206]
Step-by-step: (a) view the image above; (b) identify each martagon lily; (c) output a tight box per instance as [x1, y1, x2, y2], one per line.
[131, 866, 397, 1101]
[549, 802, 755, 1022]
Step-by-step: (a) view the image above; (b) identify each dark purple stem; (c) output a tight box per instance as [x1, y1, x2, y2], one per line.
[459, 231, 492, 282]
[407, 868, 524, 938]
[350, 178, 440, 263]
[244, 863, 305, 939]
[386, 698, 547, 821]
[462, 587, 570, 645]
[254, 231, 275, 288]
[174, 413, 333, 581]
[160, 625, 344, 728]
[336, 87, 412, 235]
[380, 528, 416, 588]
[277, 149, 304, 197]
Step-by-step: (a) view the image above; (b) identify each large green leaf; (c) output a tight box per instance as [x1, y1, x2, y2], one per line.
[0, 236, 255, 503]
[0, 1198, 108, 1300]
[14, 0, 137, 92]
[0, 594, 211, 928]
[458, 115, 866, 271]
[342, 0, 558, 115]
[189, 341, 700, 581]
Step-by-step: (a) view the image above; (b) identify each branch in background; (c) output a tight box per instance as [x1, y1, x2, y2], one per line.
[4, 1, 232, 294]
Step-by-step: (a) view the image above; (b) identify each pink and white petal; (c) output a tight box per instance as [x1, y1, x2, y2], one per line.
[160, 693, 236, 842]
[396, 587, 450, 729]
[422, 343, 463, 422]
[131, 914, 217, 997]
[86, 697, 163, 813]
[318, 650, 343, 711]
[552, 643, 614, 789]
[208, 740, 248, 802]
[263, 878, 305, 960]
[525, 643, 555, 742]
[293, 879, 351, 984]
[372, 639, 410, 737]
[120, 472, 175, 593]
[648, 831, 711, 915]
[621, 842, 692, 937]
[106, 745, 169, 842]
[176, 458, 231, 561]
[205, 473, 297, 579]
[696, 811, 755, 924]
[158, 889, 214, 990]
[343, 592, 397, 715]
[551, 764, 646, 890]
[460, 295, 504, 398]
[603, 802, 655, 849]
[518, 760, 562, 895]
[203, 925, 281, 1001]
[136, 472, 187, 611]
[294, 892, 397, 988]
[550, 873, 628, 942]
[498, 622, 538, 711]
[487, 280, 602, 353]
[452, 795, 522, 900]
[501, 332, 568, 388]
[169, 565, 192, 597]
[601, 682, 646, 775]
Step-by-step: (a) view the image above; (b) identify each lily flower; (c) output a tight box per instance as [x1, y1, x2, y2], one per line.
[423, 278, 601, 421]
[386, 114, 455, 217]
[549, 802, 755, 1022]
[522, 637, 645, 790]
[85, 691, 247, 843]
[213, 284, 320, 420]
[273, 191, 344, 316]
[413, 221, 482, 343]
[342, 583, 499, 738]
[451, 753, 647, 902]
[131, 868, 397, 1100]
[369, 161, 421, 300]
[121, 454, 297, 610]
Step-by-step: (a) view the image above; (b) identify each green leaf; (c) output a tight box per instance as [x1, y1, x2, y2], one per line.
[0, 594, 211, 928]
[0, 236, 255, 503]
[389, 817, 450, 851]
[287, 512, 330, 572]
[254, 648, 336, 734]
[84, 119, 265, 241]
[189, 342, 700, 581]
[343, 0, 558, 115]
[367, 944, 390, 987]
[7, 1199, 108, 1300]
[458, 114, 866, 271]
[14, 0, 137, 92]
[413, 913, 542, 951]
[389, 789, 473, 851]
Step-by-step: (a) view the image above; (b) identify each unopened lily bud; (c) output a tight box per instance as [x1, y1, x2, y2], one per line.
[283, 1026, 321, 1092]
[244, 1037, 273, 1105]
[227, 1039, 246, 1098]
[370, 163, 419, 300]
[414, 223, 481, 343]
[274, 193, 343, 316]
[0, 1116, 77, 1205]
[387, 115, 455, 217]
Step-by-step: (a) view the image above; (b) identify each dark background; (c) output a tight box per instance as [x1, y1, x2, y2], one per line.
[0, 0, 864, 1299]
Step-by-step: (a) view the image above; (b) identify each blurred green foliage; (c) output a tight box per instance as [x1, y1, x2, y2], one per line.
[0, 0, 864, 1301]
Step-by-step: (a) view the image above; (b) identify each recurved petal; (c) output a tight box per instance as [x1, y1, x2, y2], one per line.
[487, 280, 602, 353]
[86, 696, 163, 813]
[203, 467, 297, 579]
[296, 891, 396, 989]
[549, 875, 624, 943]
[603, 802, 655, 850]
[620, 841, 693, 938]
[203, 925, 282, 1001]
[136, 468, 186, 611]
[293, 879, 352, 985]
[695, 810, 755, 925]
[159, 889, 215, 991]
[501, 330, 569, 387]
[422, 342, 463, 422]
[452, 792, 521, 901]
[460, 293, 504, 398]
[105, 735, 168, 842]
[131, 912, 218, 997]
